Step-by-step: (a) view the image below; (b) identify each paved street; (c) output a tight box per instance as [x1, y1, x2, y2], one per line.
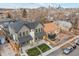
[47, 48, 62, 56]
[48, 45, 79, 56]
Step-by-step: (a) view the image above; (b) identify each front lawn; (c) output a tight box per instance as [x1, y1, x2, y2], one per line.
[38, 43, 51, 53]
[26, 47, 41, 56]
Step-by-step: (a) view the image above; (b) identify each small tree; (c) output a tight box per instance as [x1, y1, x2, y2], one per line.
[6, 12, 11, 18]
[40, 16, 46, 24]
[22, 9, 27, 18]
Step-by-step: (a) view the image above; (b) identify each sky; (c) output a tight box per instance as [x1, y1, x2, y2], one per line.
[0, 3, 79, 8]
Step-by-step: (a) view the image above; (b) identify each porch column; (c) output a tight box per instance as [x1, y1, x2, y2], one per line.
[29, 29, 35, 43]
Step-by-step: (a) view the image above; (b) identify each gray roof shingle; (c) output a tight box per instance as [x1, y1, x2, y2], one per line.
[25, 21, 40, 29]
[35, 31, 45, 39]
[19, 35, 33, 46]
[9, 20, 41, 33]
[9, 20, 25, 33]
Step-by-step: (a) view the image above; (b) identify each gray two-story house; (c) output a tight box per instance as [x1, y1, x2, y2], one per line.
[8, 20, 45, 46]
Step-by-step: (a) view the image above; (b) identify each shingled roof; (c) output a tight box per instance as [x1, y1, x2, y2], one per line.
[9, 20, 24, 33]
[25, 21, 40, 29]
[19, 35, 33, 46]
[9, 20, 41, 33]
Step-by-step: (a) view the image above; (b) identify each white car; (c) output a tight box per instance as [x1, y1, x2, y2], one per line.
[63, 44, 76, 55]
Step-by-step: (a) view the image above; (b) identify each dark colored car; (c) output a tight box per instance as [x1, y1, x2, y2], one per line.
[75, 38, 79, 45]
[72, 44, 76, 49]
[70, 43, 77, 49]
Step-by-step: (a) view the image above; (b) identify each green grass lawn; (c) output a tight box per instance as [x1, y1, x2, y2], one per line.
[26, 47, 41, 56]
[38, 43, 51, 53]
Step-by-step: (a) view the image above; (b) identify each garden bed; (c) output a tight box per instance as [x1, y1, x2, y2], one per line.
[38, 43, 51, 53]
[26, 47, 41, 56]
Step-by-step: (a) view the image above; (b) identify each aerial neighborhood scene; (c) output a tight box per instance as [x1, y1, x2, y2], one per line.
[0, 3, 79, 56]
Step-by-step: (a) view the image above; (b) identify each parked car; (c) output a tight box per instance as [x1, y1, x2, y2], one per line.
[63, 46, 73, 55]
[63, 45, 76, 55]
[70, 44, 76, 49]
[75, 38, 79, 45]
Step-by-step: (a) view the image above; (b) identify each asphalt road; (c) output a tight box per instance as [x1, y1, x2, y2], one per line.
[48, 45, 79, 56]
[47, 48, 63, 56]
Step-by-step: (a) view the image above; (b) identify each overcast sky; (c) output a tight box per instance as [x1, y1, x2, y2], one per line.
[0, 3, 79, 8]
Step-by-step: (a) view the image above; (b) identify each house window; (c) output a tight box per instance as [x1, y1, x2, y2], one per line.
[39, 28, 42, 32]
[36, 38, 38, 40]
[35, 28, 42, 32]
[21, 32, 23, 37]
[25, 31, 28, 36]
[35, 29, 38, 32]
[19, 33, 21, 37]
[23, 32, 25, 36]
[26, 41, 29, 44]
[38, 28, 40, 32]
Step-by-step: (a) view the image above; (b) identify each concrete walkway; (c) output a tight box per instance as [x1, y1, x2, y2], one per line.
[21, 40, 53, 56]
[22, 40, 46, 51]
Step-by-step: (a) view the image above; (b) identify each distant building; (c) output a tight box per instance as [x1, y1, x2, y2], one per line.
[54, 20, 72, 31]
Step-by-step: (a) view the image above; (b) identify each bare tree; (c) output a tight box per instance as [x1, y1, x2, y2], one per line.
[22, 9, 27, 18]
[6, 12, 12, 18]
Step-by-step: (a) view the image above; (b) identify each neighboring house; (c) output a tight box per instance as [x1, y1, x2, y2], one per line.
[8, 20, 45, 46]
[0, 36, 5, 45]
[54, 20, 72, 31]
[44, 22, 60, 35]
[43, 22, 60, 40]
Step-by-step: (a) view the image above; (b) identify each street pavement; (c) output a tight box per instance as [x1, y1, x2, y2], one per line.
[48, 45, 79, 56]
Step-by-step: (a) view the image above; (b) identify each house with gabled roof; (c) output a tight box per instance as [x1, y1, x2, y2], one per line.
[8, 20, 45, 46]
[43, 22, 60, 40]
